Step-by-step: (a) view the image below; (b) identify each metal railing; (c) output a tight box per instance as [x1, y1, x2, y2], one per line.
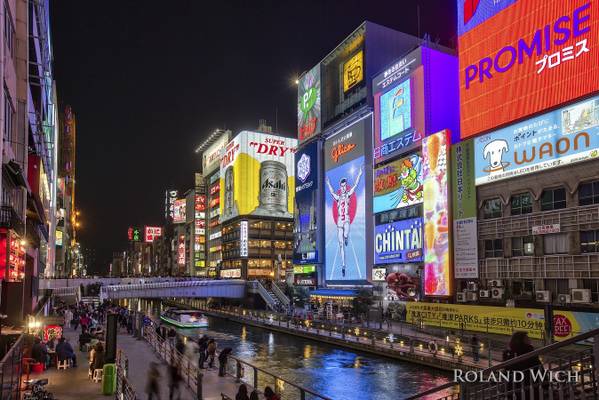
[0, 205, 24, 236]
[115, 350, 137, 400]
[248, 280, 279, 311]
[0, 335, 24, 400]
[406, 326, 599, 400]
[271, 281, 291, 307]
[143, 317, 333, 400]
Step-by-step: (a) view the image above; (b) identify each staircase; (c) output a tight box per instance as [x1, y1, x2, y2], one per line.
[406, 327, 599, 400]
[247, 280, 281, 312]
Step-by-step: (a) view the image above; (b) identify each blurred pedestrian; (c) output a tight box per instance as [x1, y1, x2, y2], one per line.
[146, 362, 161, 400]
[168, 360, 183, 400]
[264, 386, 280, 400]
[218, 347, 232, 377]
[198, 336, 208, 369]
[249, 390, 260, 400]
[471, 334, 480, 362]
[207, 339, 216, 369]
[235, 384, 249, 400]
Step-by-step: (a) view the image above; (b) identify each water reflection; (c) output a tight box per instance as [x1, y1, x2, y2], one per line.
[130, 299, 450, 399]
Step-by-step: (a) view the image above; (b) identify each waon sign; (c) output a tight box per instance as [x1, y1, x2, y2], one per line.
[457, 0, 599, 138]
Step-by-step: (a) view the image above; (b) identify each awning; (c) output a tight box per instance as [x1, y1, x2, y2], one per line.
[309, 289, 358, 298]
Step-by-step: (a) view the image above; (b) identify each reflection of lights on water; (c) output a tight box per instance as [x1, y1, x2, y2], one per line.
[353, 357, 361, 368]
[388, 334, 395, 342]
[268, 333, 275, 353]
[304, 345, 312, 359]
[241, 326, 247, 341]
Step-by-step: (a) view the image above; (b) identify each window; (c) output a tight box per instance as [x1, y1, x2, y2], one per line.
[544, 233, 568, 254]
[581, 230, 599, 253]
[512, 236, 534, 257]
[541, 188, 566, 211]
[579, 181, 599, 206]
[482, 198, 502, 219]
[511, 193, 533, 215]
[4, 4, 14, 56]
[484, 239, 503, 258]
[3, 86, 14, 143]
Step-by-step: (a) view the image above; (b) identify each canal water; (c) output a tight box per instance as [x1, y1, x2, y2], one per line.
[128, 299, 451, 399]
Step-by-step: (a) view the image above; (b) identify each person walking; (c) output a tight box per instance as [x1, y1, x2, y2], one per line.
[197, 335, 208, 369]
[206, 339, 216, 369]
[146, 362, 161, 400]
[471, 334, 480, 362]
[235, 384, 249, 400]
[264, 386, 280, 400]
[249, 390, 260, 400]
[503, 331, 543, 400]
[168, 360, 183, 400]
[218, 347, 232, 377]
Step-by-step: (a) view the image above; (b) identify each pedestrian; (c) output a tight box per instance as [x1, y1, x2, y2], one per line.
[264, 386, 280, 400]
[175, 335, 185, 355]
[218, 347, 232, 377]
[56, 337, 77, 367]
[146, 362, 161, 400]
[235, 384, 249, 400]
[503, 331, 543, 399]
[31, 338, 48, 367]
[168, 360, 183, 400]
[206, 339, 216, 369]
[198, 336, 208, 369]
[471, 334, 480, 362]
[249, 390, 260, 400]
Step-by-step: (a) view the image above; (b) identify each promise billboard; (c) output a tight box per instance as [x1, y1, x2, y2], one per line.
[219, 131, 297, 223]
[458, 0, 599, 138]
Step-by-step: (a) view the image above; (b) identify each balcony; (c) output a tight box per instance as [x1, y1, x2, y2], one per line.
[479, 253, 599, 279]
[478, 205, 599, 239]
[0, 205, 24, 236]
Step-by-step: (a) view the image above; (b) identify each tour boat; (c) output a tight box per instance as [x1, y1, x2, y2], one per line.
[160, 309, 208, 328]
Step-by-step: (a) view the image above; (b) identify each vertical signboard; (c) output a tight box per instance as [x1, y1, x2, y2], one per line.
[240, 220, 248, 258]
[177, 235, 186, 266]
[324, 116, 369, 282]
[297, 64, 321, 143]
[293, 141, 321, 264]
[451, 140, 478, 279]
[144, 227, 163, 243]
[457, 0, 599, 138]
[422, 130, 451, 296]
[202, 133, 231, 175]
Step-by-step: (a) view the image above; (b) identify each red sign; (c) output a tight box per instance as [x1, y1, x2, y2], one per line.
[458, 0, 599, 138]
[210, 183, 220, 195]
[195, 195, 206, 212]
[43, 325, 63, 342]
[553, 314, 573, 337]
[144, 226, 163, 243]
[177, 235, 186, 266]
[209, 197, 220, 208]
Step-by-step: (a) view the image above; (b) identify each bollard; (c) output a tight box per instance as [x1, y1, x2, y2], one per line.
[196, 370, 203, 400]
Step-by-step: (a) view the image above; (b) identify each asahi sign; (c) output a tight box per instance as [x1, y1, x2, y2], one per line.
[202, 132, 231, 175]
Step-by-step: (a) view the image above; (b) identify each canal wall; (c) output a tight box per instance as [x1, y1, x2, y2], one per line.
[164, 300, 482, 373]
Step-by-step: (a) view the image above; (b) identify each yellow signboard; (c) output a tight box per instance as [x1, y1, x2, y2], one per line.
[405, 302, 596, 342]
[343, 50, 363, 92]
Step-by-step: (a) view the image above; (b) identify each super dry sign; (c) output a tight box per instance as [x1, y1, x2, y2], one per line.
[458, 0, 599, 138]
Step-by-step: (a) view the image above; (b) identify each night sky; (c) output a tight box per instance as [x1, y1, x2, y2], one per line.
[50, 0, 456, 274]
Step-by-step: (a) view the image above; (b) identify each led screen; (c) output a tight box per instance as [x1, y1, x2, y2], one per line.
[380, 79, 412, 141]
[373, 153, 423, 213]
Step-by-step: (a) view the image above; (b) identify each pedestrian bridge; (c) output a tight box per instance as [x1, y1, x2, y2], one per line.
[99, 279, 247, 299]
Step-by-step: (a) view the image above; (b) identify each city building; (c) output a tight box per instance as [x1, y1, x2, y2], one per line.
[219, 123, 296, 280]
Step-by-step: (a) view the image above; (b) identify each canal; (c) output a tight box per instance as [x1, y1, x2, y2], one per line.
[128, 299, 451, 399]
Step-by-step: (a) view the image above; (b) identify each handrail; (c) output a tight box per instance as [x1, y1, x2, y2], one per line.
[405, 325, 599, 400]
[271, 281, 290, 306]
[253, 280, 278, 311]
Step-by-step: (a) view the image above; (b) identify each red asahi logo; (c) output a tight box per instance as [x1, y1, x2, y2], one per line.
[249, 137, 295, 157]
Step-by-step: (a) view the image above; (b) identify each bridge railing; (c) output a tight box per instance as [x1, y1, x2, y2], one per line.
[271, 281, 291, 307]
[405, 326, 599, 400]
[248, 280, 279, 311]
[142, 316, 333, 400]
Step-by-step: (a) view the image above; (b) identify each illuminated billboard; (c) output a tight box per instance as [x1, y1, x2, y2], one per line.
[172, 199, 186, 224]
[343, 50, 364, 92]
[144, 226, 163, 243]
[373, 153, 423, 213]
[202, 133, 231, 175]
[164, 189, 178, 219]
[380, 79, 411, 141]
[458, 0, 599, 138]
[177, 235, 185, 266]
[474, 94, 599, 186]
[127, 227, 142, 242]
[324, 116, 369, 282]
[293, 140, 321, 264]
[374, 217, 423, 264]
[297, 64, 321, 143]
[219, 131, 297, 223]
[422, 130, 451, 297]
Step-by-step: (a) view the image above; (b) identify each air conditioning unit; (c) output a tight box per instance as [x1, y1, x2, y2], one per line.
[466, 291, 478, 302]
[456, 292, 467, 303]
[479, 290, 490, 298]
[489, 279, 503, 287]
[536, 290, 551, 302]
[571, 289, 592, 303]
[491, 288, 505, 299]
[558, 294, 571, 304]
[467, 282, 478, 292]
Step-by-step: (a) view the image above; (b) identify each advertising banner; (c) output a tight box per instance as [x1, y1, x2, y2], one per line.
[422, 130, 451, 296]
[406, 302, 599, 341]
[297, 64, 321, 143]
[144, 226, 163, 243]
[324, 116, 369, 282]
[457, 0, 599, 138]
[343, 50, 364, 92]
[385, 264, 421, 300]
[127, 227, 142, 242]
[173, 199, 186, 224]
[219, 131, 297, 223]
[202, 133, 231, 175]
[165, 190, 178, 219]
[474, 95, 599, 185]
[374, 217, 423, 264]
[373, 153, 423, 213]
[177, 235, 185, 266]
[240, 220, 248, 257]
[451, 140, 478, 279]
[293, 140, 321, 264]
